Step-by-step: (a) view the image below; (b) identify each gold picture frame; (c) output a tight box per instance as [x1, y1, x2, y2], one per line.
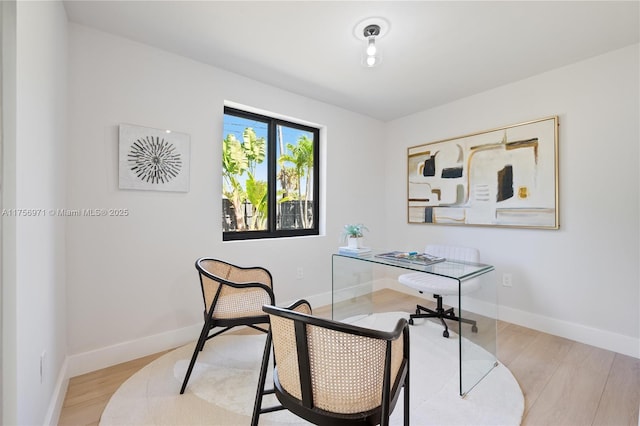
[407, 116, 559, 229]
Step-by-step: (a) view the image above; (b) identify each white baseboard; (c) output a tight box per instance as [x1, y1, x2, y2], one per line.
[380, 280, 639, 358]
[64, 285, 374, 380]
[497, 304, 639, 359]
[283, 291, 332, 311]
[65, 292, 342, 381]
[44, 357, 69, 426]
[67, 323, 202, 378]
[55, 325, 200, 424]
[64, 285, 359, 379]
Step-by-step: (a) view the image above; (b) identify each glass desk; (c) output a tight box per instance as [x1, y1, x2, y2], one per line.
[332, 250, 497, 397]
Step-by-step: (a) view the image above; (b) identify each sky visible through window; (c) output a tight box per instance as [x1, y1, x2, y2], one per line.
[223, 114, 312, 189]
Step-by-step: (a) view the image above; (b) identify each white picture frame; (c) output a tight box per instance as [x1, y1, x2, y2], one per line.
[119, 123, 190, 192]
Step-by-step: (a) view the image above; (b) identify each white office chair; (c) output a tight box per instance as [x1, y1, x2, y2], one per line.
[398, 244, 480, 338]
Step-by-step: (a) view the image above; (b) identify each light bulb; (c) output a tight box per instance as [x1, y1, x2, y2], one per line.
[366, 37, 377, 56]
[366, 55, 377, 67]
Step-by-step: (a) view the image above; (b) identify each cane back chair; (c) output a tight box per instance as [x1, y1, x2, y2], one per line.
[179, 257, 275, 394]
[252, 300, 410, 426]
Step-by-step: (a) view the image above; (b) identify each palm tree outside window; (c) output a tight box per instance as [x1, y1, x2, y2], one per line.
[222, 107, 320, 241]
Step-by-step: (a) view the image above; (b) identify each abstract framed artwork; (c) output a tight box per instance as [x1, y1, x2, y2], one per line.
[119, 124, 190, 192]
[407, 116, 559, 229]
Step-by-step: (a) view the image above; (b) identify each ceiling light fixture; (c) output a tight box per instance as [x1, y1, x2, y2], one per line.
[353, 17, 389, 69]
[364, 24, 380, 67]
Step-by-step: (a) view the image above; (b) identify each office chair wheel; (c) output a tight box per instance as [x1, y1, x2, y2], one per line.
[472, 325, 478, 333]
[443, 330, 449, 338]
[415, 308, 421, 315]
[409, 318, 414, 325]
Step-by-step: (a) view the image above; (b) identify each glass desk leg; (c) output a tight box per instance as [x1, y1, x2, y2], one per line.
[331, 254, 374, 321]
[458, 269, 498, 396]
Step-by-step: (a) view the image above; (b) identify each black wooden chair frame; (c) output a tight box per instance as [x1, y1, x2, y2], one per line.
[179, 258, 275, 394]
[252, 300, 410, 426]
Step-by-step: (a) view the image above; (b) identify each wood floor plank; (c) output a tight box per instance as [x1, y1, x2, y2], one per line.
[523, 342, 615, 426]
[58, 351, 170, 426]
[496, 323, 539, 367]
[497, 319, 511, 334]
[497, 330, 574, 414]
[62, 352, 170, 409]
[372, 288, 424, 313]
[592, 353, 640, 426]
[58, 397, 110, 426]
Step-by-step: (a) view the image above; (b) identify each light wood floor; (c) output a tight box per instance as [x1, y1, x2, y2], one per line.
[58, 289, 640, 425]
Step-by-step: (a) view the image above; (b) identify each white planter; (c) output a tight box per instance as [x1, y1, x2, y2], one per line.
[347, 237, 363, 249]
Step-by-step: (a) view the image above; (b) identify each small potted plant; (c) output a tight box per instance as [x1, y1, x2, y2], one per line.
[342, 223, 369, 249]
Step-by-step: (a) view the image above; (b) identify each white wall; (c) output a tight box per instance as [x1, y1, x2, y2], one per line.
[384, 44, 640, 357]
[66, 24, 386, 373]
[1, 2, 17, 423]
[3, 1, 68, 425]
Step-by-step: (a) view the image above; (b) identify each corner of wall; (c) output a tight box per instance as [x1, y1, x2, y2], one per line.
[44, 357, 69, 426]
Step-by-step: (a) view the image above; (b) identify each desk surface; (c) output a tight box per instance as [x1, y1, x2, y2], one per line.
[332, 250, 498, 397]
[334, 250, 494, 281]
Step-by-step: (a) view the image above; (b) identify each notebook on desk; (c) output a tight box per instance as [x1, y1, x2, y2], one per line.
[338, 246, 372, 256]
[375, 251, 445, 266]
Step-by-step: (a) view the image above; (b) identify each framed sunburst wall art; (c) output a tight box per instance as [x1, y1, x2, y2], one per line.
[407, 116, 559, 229]
[119, 124, 190, 192]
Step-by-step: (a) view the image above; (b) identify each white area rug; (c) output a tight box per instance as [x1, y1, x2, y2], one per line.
[101, 312, 524, 425]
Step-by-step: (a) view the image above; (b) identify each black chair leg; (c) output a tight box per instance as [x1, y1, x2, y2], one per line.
[403, 378, 410, 426]
[251, 331, 273, 426]
[180, 316, 212, 394]
[404, 331, 410, 426]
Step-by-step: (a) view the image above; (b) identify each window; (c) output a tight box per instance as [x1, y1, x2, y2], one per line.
[222, 107, 320, 241]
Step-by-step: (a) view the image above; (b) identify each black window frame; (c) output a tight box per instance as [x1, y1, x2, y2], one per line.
[223, 106, 320, 241]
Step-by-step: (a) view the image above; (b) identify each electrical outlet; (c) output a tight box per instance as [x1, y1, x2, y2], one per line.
[40, 351, 47, 384]
[296, 267, 304, 280]
[502, 273, 513, 287]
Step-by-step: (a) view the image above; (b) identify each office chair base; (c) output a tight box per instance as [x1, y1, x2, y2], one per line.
[408, 298, 478, 338]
